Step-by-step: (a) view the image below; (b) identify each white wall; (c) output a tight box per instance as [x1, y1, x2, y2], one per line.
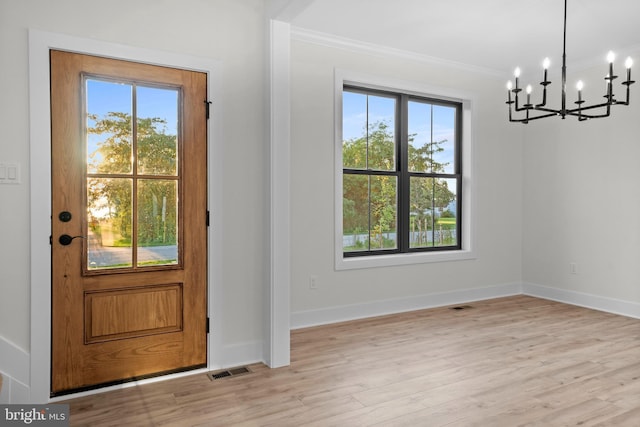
[0, 0, 268, 397]
[289, 37, 525, 325]
[522, 59, 640, 307]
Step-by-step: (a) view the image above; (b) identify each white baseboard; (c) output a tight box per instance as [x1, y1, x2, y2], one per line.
[0, 375, 30, 404]
[292, 282, 640, 331]
[291, 283, 522, 329]
[523, 282, 640, 319]
[0, 336, 30, 403]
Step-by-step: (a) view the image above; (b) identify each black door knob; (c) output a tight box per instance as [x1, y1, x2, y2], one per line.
[58, 234, 85, 245]
[59, 234, 74, 245]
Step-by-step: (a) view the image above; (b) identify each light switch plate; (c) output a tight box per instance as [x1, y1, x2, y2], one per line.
[0, 162, 21, 184]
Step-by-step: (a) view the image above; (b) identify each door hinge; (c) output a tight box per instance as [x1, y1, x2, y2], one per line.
[206, 317, 210, 334]
[206, 210, 210, 227]
[205, 100, 212, 119]
[49, 235, 52, 245]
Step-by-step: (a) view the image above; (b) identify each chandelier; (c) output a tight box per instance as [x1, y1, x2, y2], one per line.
[506, 0, 634, 123]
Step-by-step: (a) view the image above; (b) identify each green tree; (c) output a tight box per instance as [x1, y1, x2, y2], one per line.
[343, 121, 397, 249]
[87, 112, 178, 246]
[343, 120, 456, 250]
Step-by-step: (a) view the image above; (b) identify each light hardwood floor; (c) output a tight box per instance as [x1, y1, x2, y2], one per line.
[63, 295, 640, 426]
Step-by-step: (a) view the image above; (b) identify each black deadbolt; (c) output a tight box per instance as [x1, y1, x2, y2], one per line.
[58, 211, 72, 222]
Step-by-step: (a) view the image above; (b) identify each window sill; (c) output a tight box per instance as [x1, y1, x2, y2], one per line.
[336, 249, 476, 270]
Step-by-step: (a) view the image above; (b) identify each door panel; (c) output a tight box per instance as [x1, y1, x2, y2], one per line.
[50, 50, 207, 395]
[84, 284, 183, 343]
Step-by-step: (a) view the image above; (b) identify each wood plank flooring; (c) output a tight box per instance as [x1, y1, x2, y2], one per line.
[63, 296, 640, 426]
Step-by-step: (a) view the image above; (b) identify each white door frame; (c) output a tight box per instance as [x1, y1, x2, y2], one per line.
[28, 30, 225, 402]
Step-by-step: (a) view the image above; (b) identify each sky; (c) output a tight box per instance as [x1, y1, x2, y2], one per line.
[342, 91, 457, 174]
[86, 78, 179, 132]
[86, 78, 179, 168]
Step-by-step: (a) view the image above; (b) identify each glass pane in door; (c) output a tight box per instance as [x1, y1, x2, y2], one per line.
[137, 179, 178, 266]
[86, 80, 133, 175]
[137, 86, 179, 176]
[87, 178, 133, 269]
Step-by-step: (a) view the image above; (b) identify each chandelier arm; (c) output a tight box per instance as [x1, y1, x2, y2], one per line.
[530, 106, 564, 114]
[535, 84, 549, 108]
[512, 90, 526, 111]
[565, 105, 611, 119]
[567, 111, 609, 119]
[616, 81, 633, 105]
[565, 102, 614, 114]
[508, 109, 559, 123]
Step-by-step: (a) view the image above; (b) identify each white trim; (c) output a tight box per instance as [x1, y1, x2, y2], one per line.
[291, 283, 522, 329]
[292, 282, 640, 330]
[266, 19, 292, 368]
[334, 69, 477, 270]
[523, 282, 640, 320]
[0, 337, 28, 386]
[0, 376, 30, 405]
[0, 336, 30, 403]
[28, 29, 224, 403]
[291, 26, 503, 78]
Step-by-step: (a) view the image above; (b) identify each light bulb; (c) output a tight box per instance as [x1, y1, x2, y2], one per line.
[514, 67, 521, 78]
[507, 81, 513, 90]
[607, 51, 616, 63]
[543, 57, 551, 69]
[576, 81, 584, 91]
[526, 85, 532, 94]
[626, 57, 633, 69]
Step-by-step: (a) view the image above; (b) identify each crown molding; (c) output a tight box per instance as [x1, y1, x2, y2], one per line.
[290, 26, 504, 78]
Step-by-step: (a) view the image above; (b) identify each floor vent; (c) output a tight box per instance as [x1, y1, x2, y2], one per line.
[207, 366, 251, 381]
[450, 305, 473, 310]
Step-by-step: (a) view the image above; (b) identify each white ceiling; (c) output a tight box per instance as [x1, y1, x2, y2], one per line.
[286, 0, 640, 79]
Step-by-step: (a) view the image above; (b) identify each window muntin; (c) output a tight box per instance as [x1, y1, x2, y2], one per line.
[342, 86, 461, 257]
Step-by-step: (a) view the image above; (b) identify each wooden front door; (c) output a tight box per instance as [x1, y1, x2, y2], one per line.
[50, 50, 208, 395]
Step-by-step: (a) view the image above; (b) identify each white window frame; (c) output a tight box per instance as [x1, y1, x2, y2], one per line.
[334, 69, 477, 270]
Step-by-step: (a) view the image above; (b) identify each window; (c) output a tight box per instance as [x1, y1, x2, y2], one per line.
[341, 85, 463, 259]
